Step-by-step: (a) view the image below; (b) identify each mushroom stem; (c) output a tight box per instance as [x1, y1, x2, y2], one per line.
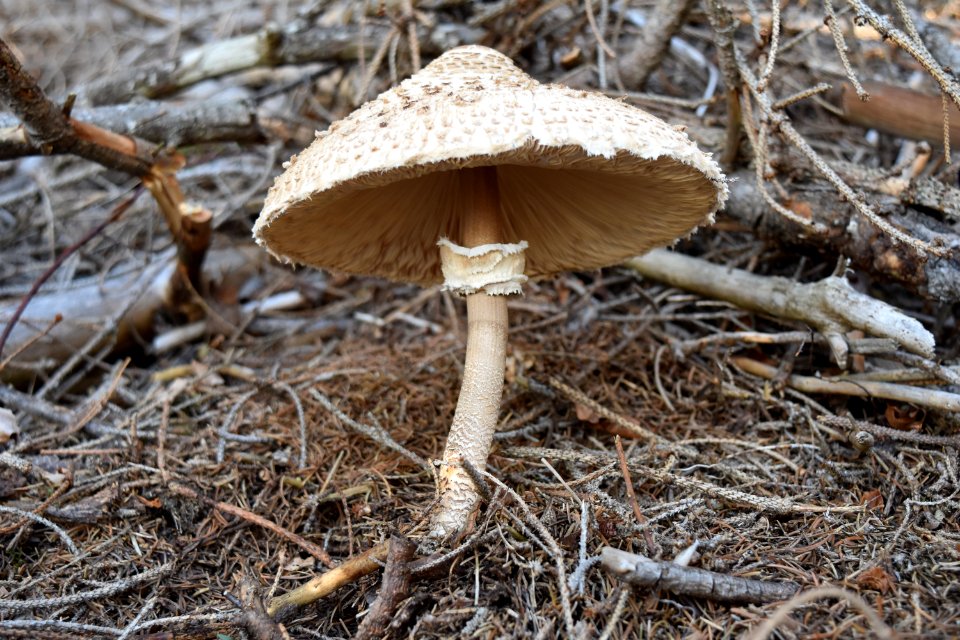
[429, 166, 510, 542]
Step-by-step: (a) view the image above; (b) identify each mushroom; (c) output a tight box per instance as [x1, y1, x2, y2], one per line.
[253, 45, 727, 543]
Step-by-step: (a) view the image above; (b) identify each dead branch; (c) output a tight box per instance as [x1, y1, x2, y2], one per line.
[81, 21, 482, 105]
[722, 169, 960, 303]
[354, 536, 417, 640]
[624, 249, 935, 368]
[846, 0, 960, 113]
[601, 547, 798, 603]
[704, 1, 956, 258]
[0, 36, 217, 356]
[0, 189, 139, 361]
[0, 38, 152, 176]
[310, 387, 431, 471]
[618, 0, 696, 90]
[839, 81, 960, 148]
[0, 247, 262, 383]
[548, 377, 671, 446]
[818, 414, 960, 448]
[733, 357, 960, 413]
[917, 22, 960, 76]
[0, 100, 265, 156]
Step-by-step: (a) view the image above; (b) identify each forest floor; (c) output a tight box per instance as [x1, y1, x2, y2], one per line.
[1, 1, 959, 638]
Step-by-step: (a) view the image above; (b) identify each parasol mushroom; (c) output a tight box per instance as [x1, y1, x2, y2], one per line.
[253, 45, 727, 543]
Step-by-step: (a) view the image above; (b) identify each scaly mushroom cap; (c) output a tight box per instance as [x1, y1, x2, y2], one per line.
[254, 45, 727, 285]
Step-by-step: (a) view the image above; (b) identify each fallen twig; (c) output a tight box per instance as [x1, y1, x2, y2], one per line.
[733, 357, 960, 413]
[81, 21, 481, 105]
[310, 387, 431, 472]
[601, 546, 798, 603]
[506, 446, 865, 515]
[548, 377, 669, 446]
[354, 536, 417, 640]
[746, 584, 895, 640]
[0, 247, 262, 381]
[722, 168, 960, 303]
[625, 249, 936, 368]
[0, 38, 152, 175]
[819, 414, 960, 448]
[839, 81, 960, 148]
[0, 35, 215, 348]
[267, 540, 389, 616]
[0, 504, 79, 556]
[0, 189, 140, 359]
[0, 561, 173, 613]
[0, 100, 265, 155]
[169, 483, 334, 568]
[617, 0, 695, 89]
[613, 436, 658, 556]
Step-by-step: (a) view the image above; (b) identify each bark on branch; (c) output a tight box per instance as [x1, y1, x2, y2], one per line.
[80, 21, 482, 105]
[722, 169, 960, 303]
[601, 547, 798, 604]
[625, 248, 936, 368]
[0, 36, 215, 359]
[0, 39, 152, 176]
[618, 0, 696, 90]
[0, 100, 265, 158]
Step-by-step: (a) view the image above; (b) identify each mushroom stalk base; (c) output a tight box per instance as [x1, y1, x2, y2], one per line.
[429, 291, 508, 542]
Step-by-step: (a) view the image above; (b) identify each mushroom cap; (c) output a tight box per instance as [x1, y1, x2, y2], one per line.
[254, 45, 727, 286]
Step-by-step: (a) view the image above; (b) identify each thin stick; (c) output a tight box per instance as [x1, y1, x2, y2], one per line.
[549, 377, 668, 446]
[746, 585, 894, 640]
[0, 505, 79, 556]
[614, 436, 658, 555]
[847, 0, 960, 112]
[824, 0, 867, 99]
[733, 357, 960, 412]
[756, 0, 782, 89]
[275, 382, 308, 469]
[266, 540, 390, 616]
[507, 446, 865, 515]
[0, 313, 61, 374]
[170, 483, 334, 567]
[479, 468, 576, 636]
[310, 388, 429, 471]
[602, 547, 798, 603]
[0, 562, 173, 613]
[819, 414, 960, 448]
[584, 0, 616, 58]
[0, 188, 141, 358]
[0, 38, 152, 176]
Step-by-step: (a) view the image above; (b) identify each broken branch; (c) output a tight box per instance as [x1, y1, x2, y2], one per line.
[734, 357, 960, 413]
[624, 249, 935, 368]
[0, 38, 152, 176]
[601, 546, 798, 603]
